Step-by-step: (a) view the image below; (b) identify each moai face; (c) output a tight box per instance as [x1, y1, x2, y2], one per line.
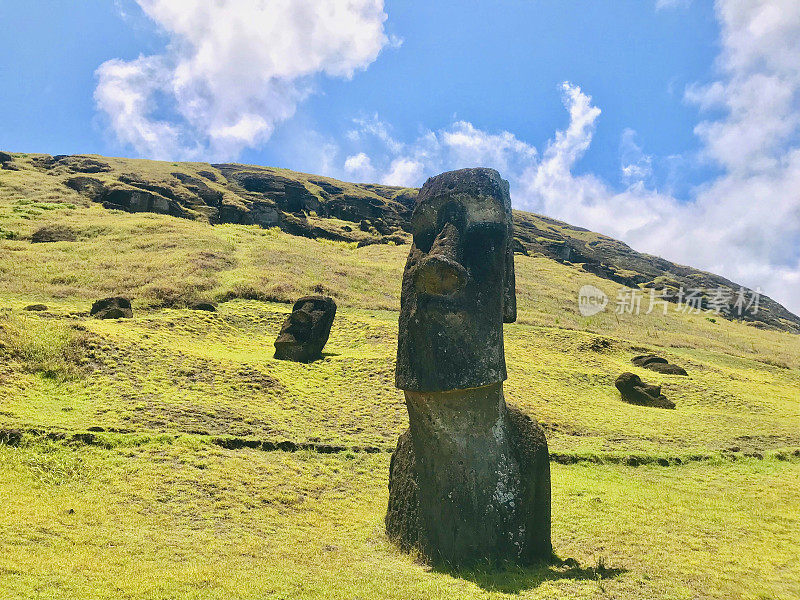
[274, 295, 337, 362]
[396, 168, 517, 391]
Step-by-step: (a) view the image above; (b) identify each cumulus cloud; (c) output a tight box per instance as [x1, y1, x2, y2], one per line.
[341, 116, 539, 187]
[334, 0, 800, 313]
[95, 0, 391, 160]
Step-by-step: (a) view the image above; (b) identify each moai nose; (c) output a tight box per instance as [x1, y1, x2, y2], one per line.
[414, 223, 467, 296]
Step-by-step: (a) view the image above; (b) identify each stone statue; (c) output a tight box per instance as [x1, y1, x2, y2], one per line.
[386, 168, 551, 567]
[615, 372, 675, 409]
[274, 295, 336, 362]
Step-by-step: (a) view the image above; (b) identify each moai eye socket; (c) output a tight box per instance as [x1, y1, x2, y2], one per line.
[436, 201, 467, 231]
[413, 228, 436, 253]
[463, 222, 507, 277]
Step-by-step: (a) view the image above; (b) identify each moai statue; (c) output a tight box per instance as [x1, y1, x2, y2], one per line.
[274, 295, 336, 362]
[386, 168, 551, 567]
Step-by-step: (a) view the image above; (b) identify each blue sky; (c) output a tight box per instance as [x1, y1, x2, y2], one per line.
[1, 1, 799, 314]
[1, 1, 720, 195]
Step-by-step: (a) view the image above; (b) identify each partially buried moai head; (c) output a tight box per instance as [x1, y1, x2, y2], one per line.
[396, 168, 517, 392]
[274, 295, 337, 363]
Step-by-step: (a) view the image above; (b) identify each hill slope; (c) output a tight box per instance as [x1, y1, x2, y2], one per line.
[1, 150, 798, 332]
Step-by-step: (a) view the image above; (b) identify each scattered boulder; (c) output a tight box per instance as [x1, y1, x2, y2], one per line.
[632, 354, 687, 376]
[189, 302, 217, 312]
[647, 362, 688, 376]
[274, 296, 336, 362]
[615, 372, 675, 409]
[631, 354, 668, 367]
[31, 225, 77, 243]
[23, 304, 48, 312]
[371, 217, 392, 235]
[90, 297, 132, 320]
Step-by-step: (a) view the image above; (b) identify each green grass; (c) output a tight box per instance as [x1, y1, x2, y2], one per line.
[0, 156, 799, 598]
[0, 440, 797, 600]
[0, 312, 89, 381]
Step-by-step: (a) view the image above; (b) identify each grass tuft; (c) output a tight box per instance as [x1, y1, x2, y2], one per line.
[0, 313, 89, 380]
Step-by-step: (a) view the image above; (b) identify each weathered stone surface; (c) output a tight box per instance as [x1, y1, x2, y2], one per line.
[631, 354, 668, 367]
[102, 187, 172, 215]
[512, 238, 529, 255]
[53, 156, 112, 174]
[388, 168, 549, 568]
[90, 297, 133, 320]
[396, 168, 516, 392]
[274, 296, 336, 363]
[646, 362, 688, 376]
[615, 372, 675, 409]
[386, 389, 551, 566]
[632, 354, 687, 376]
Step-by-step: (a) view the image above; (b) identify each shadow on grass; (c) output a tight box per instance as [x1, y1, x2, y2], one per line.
[435, 556, 627, 594]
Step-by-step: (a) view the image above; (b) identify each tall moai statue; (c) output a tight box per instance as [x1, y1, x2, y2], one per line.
[386, 168, 551, 567]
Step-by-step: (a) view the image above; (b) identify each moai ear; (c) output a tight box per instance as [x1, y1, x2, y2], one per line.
[503, 233, 517, 323]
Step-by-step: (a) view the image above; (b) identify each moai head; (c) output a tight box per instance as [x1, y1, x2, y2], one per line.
[274, 295, 337, 362]
[615, 372, 675, 409]
[396, 168, 517, 391]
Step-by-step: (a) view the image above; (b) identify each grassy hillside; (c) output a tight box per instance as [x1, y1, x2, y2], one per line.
[1, 150, 797, 331]
[1, 153, 799, 599]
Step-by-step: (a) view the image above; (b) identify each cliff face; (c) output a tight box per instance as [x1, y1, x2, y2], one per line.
[2, 150, 798, 332]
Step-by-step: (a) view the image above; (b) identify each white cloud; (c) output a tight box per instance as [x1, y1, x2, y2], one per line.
[333, 0, 800, 316]
[96, 0, 391, 160]
[340, 116, 539, 186]
[344, 152, 376, 181]
[383, 158, 425, 187]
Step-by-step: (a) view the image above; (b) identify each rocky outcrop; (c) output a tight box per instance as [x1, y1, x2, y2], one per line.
[388, 169, 550, 567]
[274, 296, 337, 363]
[64, 176, 106, 200]
[53, 156, 112, 174]
[615, 372, 675, 409]
[90, 297, 133, 320]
